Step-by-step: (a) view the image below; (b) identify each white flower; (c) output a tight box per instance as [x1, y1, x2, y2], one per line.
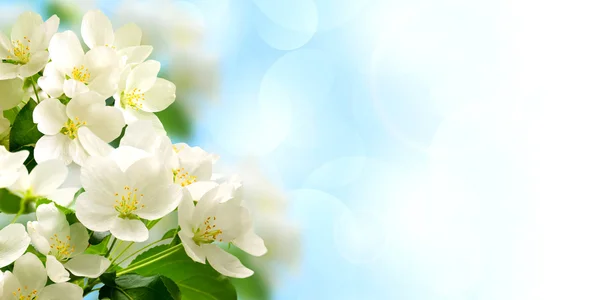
[27, 203, 110, 283]
[76, 152, 181, 242]
[120, 121, 217, 199]
[8, 160, 79, 207]
[0, 77, 26, 110]
[178, 186, 267, 278]
[0, 223, 30, 268]
[0, 147, 28, 188]
[114, 60, 176, 125]
[33, 92, 125, 165]
[81, 10, 152, 65]
[39, 30, 120, 98]
[0, 253, 83, 300]
[0, 12, 58, 80]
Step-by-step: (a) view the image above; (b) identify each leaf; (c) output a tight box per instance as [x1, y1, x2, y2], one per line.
[129, 245, 237, 300]
[9, 99, 43, 152]
[99, 274, 181, 300]
[0, 189, 22, 214]
[90, 231, 111, 245]
[230, 250, 270, 300]
[155, 101, 192, 140]
[86, 235, 110, 256]
[109, 125, 126, 148]
[161, 228, 179, 240]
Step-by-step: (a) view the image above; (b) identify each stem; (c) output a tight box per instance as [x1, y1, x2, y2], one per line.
[30, 77, 40, 103]
[105, 237, 117, 258]
[10, 198, 27, 224]
[113, 238, 170, 267]
[111, 241, 134, 263]
[117, 244, 182, 276]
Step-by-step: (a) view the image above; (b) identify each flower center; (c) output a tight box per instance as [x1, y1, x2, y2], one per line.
[173, 168, 197, 187]
[5, 36, 31, 64]
[192, 216, 223, 244]
[122, 88, 145, 110]
[60, 118, 86, 139]
[49, 233, 75, 261]
[12, 286, 38, 300]
[114, 186, 145, 218]
[71, 65, 91, 83]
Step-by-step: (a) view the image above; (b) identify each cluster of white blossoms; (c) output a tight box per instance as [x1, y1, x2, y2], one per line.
[0, 10, 265, 299]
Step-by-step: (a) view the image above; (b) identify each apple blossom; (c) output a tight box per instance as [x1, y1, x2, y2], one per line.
[0, 147, 28, 188]
[0, 224, 30, 268]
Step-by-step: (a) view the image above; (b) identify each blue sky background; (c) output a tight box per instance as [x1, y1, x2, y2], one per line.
[5, 0, 600, 299]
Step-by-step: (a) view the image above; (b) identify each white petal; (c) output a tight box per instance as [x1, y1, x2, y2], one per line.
[186, 181, 218, 201]
[114, 23, 142, 49]
[34, 135, 73, 164]
[27, 221, 51, 254]
[17, 51, 49, 78]
[69, 223, 89, 257]
[1, 272, 20, 299]
[203, 244, 254, 278]
[68, 138, 89, 166]
[41, 15, 60, 48]
[81, 106, 124, 142]
[126, 60, 160, 93]
[0, 63, 18, 80]
[63, 79, 89, 98]
[178, 189, 195, 236]
[47, 187, 79, 207]
[0, 147, 28, 170]
[0, 77, 25, 109]
[0, 31, 11, 57]
[78, 127, 113, 158]
[83, 46, 119, 78]
[35, 203, 69, 239]
[136, 183, 181, 220]
[141, 78, 176, 112]
[66, 91, 104, 119]
[38, 282, 83, 300]
[30, 159, 67, 196]
[120, 120, 164, 150]
[81, 10, 114, 49]
[0, 224, 30, 268]
[87, 71, 118, 97]
[109, 146, 150, 172]
[11, 12, 43, 49]
[180, 235, 206, 263]
[13, 253, 47, 292]
[110, 218, 148, 242]
[64, 254, 110, 278]
[7, 167, 30, 196]
[121, 107, 165, 131]
[38, 62, 64, 98]
[119, 45, 153, 65]
[48, 31, 83, 75]
[75, 191, 117, 232]
[46, 255, 69, 283]
[233, 230, 267, 257]
[80, 156, 126, 196]
[33, 98, 67, 135]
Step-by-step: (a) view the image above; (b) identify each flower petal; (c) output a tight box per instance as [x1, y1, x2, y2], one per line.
[13, 253, 47, 292]
[46, 255, 69, 283]
[81, 106, 124, 142]
[136, 183, 181, 220]
[11, 12, 43, 49]
[75, 191, 117, 232]
[30, 159, 67, 196]
[38, 282, 83, 300]
[178, 189, 195, 236]
[186, 181, 219, 201]
[35, 203, 69, 239]
[110, 218, 148, 242]
[64, 254, 110, 278]
[80, 156, 126, 196]
[141, 78, 176, 112]
[83, 46, 119, 79]
[63, 79, 89, 98]
[38, 62, 65, 98]
[0, 77, 25, 109]
[204, 244, 254, 278]
[180, 235, 206, 263]
[126, 60, 160, 93]
[49, 31, 83, 75]
[1, 271, 19, 298]
[33, 98, 67, 135]
[0, 63, 18, 80]
[27, 221, 51, 254]
[69, 223, 90, 257]
[18, 51, 49, 78]
[81, 10, 114, 49]
[47, 187, 79, 207]
[109, 146, 150, 172]
[119, 45, 153, 65]
[233, 230, 267, 257]
[34, 135, 73, 164]
[41, 15, 59, 48]
[114, 23, 142, 49]
[78, 127, 113, 158]
[0, 224, 30, 268]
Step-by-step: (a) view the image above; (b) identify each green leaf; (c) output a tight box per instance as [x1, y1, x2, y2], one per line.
[155, 102, 192, 140]
[109, 125, 126, 148]
[0, 189, 22, 214]
[161, 228, 179, 240]
[9, 99, 43, 152]
[86, 235, 110, 256]
[230, 250, 270, 300]
[99, 274, 181, 300]
[90, 231, 111, 245]
[129, 245, 237, 300]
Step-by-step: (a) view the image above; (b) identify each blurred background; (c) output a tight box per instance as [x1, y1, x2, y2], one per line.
[5, 0, 600, 299]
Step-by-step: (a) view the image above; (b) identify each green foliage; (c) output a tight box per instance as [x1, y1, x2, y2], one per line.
[85, 236, 110, 256]
[0, 189, 22, 214]
[99, 272, 181, 300]
[9, 99, 43, 152]
[128, 245, 237, 300]
[36, 198, 77, 223]
[230, 250, 270, 300]
[90, 231, 111, 245]
[155, 102, 192, 140]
